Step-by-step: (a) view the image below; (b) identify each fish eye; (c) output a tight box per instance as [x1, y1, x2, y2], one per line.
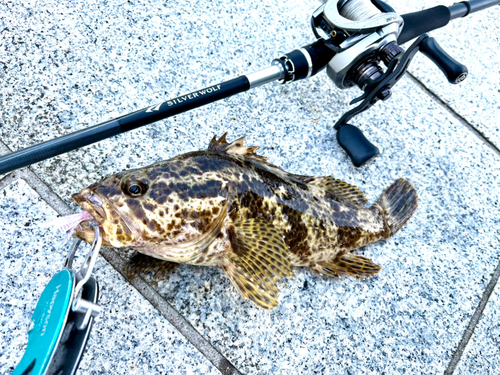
[129, 184, 142, 195]
[123, 179, 148, 197]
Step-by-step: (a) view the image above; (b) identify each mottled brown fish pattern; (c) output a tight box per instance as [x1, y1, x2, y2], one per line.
[73, 133, 418, 309]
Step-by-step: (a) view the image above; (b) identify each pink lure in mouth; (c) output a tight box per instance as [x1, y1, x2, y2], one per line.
[45, 211, 95, 235]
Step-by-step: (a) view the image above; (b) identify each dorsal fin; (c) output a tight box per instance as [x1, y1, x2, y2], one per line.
[208, 132, 268, 163]
[287, 174, 315, 184]
[207, 134, 366, 207]
[207, 133, 315, 184]
[308, 177, 368, 208]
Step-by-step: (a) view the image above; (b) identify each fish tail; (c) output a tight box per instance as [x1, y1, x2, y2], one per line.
[376, 178, 418, 236]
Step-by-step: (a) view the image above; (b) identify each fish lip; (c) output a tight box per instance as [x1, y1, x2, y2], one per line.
[71, 191, 109, 244]
[72, 190, 140, 239]
[73, 226, 111, 246]
[72, 192, 106, 223]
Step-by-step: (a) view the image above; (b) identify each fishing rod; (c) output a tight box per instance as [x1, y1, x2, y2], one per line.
[0, 0, 498, 172]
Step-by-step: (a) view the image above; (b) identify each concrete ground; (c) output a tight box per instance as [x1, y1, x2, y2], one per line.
[1, 0, 499, 374]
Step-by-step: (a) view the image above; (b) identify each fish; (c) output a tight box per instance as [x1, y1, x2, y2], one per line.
[72, 133, 418, 309]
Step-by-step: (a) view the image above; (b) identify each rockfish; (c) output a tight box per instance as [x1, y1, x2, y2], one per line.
[72, 133, 418, 309]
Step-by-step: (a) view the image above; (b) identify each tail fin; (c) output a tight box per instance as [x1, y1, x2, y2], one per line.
[376, 178, 418, 236]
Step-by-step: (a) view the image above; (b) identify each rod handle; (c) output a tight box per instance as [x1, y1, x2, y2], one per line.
[398, 6, 451, 44]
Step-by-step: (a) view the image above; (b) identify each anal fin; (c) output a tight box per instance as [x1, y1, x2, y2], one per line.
[126, 252, 179, 282]
[316, 253, 381, 278]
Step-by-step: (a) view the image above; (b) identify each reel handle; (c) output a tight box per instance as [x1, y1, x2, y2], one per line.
[419, 37, 468, 84]
[336, 124, 380, 167]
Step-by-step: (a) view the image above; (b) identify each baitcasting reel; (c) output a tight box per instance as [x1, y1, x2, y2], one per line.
[307, 0, 469, 166]
[274, 0, 474, 165]
[314, 0, 405, 91]
[0, 0, 498, 173]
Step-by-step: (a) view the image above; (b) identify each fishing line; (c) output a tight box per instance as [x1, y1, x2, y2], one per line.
[339, 0, 381, 21]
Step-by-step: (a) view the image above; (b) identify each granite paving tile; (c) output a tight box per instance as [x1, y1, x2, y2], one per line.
[150, 76, 500, 374]
[455, 281, 500, 375]
[0, 0, 499, 374]
[0, 179, 220, 375]
[0, 0, 316, 199]
[394, 0, 500, 148]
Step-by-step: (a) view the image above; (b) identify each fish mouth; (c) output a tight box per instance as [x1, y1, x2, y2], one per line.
[72, 191, 107, 224]
[72, 190, 140, 245]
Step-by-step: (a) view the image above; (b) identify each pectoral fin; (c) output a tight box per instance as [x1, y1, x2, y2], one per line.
[316, 253, 381, 277]
[126, 252, 179, 282]
[221, 219, 294, 310]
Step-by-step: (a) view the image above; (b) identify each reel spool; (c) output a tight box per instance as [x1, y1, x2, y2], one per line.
[313, 0, 404, 91]
[338, 0, 382, 21]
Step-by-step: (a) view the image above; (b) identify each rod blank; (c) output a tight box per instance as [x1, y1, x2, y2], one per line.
[0, 64, 288, 175]
[449, 0, 500, 20]
[0, 77, 251, 175]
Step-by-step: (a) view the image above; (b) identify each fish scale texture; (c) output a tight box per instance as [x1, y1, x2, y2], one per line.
[0, 0, 499, 374]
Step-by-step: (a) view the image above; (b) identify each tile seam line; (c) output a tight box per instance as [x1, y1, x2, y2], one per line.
[0, 170, 19, 191]
[0, 142, 242, 375]
[406, 73, 500, 157]
[404, 76, 500, 373]
[444, 258, 500, 375]
[99, 246, 243, 375]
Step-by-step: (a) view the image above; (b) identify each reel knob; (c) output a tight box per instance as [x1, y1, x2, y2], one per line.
[419, 37, 468, 84]
[380, 42, 404, 65]
[336, 124, 380, 167]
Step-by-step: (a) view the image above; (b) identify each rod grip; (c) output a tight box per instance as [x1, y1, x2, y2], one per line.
[398, 6, 451, 44]
[302, 40, 336, 77]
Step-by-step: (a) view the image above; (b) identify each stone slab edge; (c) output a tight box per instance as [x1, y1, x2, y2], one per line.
[407, 74, 500, 158]
[444, 258, 500, 374]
